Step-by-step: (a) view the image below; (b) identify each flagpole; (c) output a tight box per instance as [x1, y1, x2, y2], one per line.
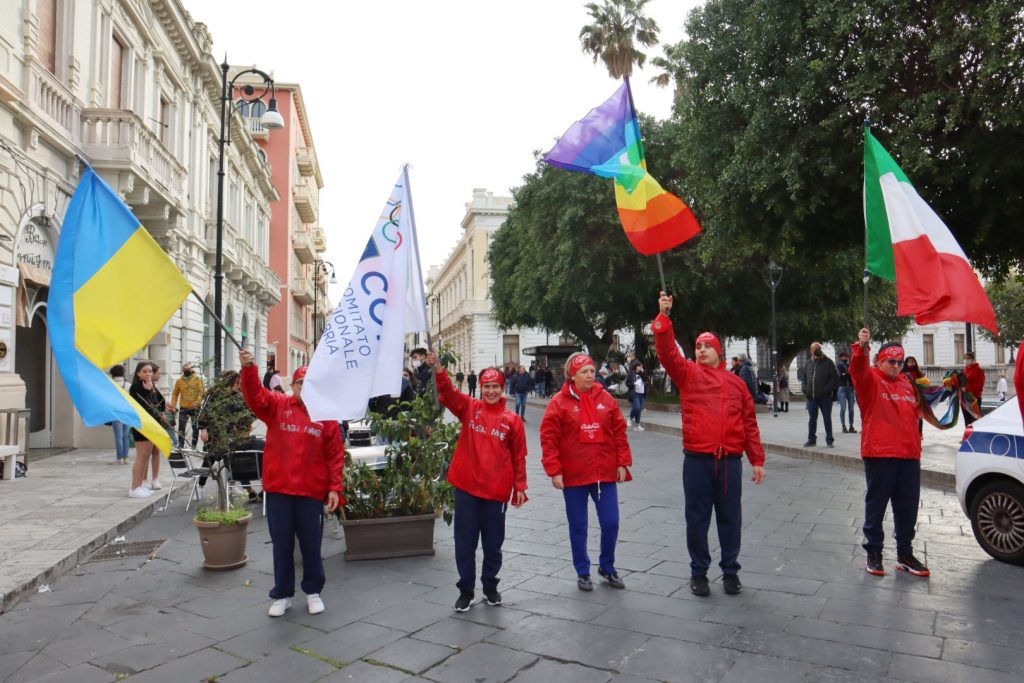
[623, 75, 669, 296]
[862, 117, 872, 327]
[191, 290, 244, 353]
[402, 164, 439, 406]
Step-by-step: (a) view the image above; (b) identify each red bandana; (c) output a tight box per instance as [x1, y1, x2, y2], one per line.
[567, 354, 595, 378]
[877, 346, 905, 363]
[479, 368, 505, 387]
[292, 366, 308, 382]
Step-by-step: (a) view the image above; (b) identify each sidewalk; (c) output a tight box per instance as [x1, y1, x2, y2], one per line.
[0, 450, 183, 614]
[528, 395, 961, 489]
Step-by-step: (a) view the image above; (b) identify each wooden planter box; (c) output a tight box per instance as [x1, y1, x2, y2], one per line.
[340, 513, 436, 561]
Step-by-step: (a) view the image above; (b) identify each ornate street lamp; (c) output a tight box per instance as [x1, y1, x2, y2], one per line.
[766, 261, 784, 418]
[311, 260, 336, 351]
[213, 57, 284, 374]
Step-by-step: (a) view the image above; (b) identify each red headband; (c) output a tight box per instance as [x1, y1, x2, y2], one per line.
[877, 346, 905, 363]
[293, 366, 308, 382]
[567, 354, 596, 378]
[479, 368, 505, 387]
[695, 332, 723, 358]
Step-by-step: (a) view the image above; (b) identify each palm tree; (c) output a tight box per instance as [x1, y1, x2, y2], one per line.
[579, 0, 660, 80]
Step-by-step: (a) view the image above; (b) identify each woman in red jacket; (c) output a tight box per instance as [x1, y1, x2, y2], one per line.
[426, 352, 527, 612]
[652, 293, 766, 598]
[238, 350, 344, 618]
[541, 353, 632, 591]
[850, 329, 929, 577]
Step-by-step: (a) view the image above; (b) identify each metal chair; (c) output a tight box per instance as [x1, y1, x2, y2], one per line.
[165, 447, 211, 511]
[227, 437, 265, 515]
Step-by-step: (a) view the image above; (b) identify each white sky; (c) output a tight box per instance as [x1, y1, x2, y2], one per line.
[182, 0, 703, 295]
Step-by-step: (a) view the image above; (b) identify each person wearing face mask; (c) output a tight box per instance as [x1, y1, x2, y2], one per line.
[169, 363, 205, 449]
[409, 347, 432, 396]
[426, 352, 527, 612]
[652, 292, 766, 597]
[801, 342, 839, 448]
[850, 328, 929, 578]
[541, 352, 633, 592]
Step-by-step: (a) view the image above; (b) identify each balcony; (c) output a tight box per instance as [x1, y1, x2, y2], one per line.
[296, 146, 316, 177]
[81, 108, 188, 235]
[292, 228, 316, 264]
[27, 61, 79, 139]
[292, 183, 318, 224]
[312, 227, 327, 252]
[292, 277, 314, 305]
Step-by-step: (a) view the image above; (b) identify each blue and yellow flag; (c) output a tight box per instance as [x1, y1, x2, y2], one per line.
[49, 168, 191, 455]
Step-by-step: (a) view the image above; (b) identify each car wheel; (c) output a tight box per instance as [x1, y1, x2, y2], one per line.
[969, 480, 1024, 565]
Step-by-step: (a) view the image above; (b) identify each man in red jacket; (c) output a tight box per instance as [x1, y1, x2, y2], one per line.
[849, 329, 929, 577]
[426, 352, 527, 612]
[238, 350, 344, 617]
[963, 351, 985, 425]
[653, 293, 766, 597]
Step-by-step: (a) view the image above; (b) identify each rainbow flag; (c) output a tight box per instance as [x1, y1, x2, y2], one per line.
[544, 82, 701, 255]
[49, 168, 191, 455]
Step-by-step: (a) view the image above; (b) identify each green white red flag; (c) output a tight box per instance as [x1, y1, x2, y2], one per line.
[864, 129, 997, 333]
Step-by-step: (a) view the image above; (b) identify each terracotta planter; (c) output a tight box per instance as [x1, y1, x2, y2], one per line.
[194, 513, 252, 570]
[341, 513, 436, 560]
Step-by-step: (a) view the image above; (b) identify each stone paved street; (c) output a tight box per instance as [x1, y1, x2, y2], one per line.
[2, 420, 1023, 682]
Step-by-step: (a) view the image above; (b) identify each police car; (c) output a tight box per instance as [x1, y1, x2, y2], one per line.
[956, 396, 1024, 565]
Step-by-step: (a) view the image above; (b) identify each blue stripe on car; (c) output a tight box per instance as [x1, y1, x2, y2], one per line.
[959, 432, 1024, 459]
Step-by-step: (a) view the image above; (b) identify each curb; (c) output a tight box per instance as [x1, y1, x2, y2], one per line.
[526, 397, 955, 493]
[0, 482, 187, 614]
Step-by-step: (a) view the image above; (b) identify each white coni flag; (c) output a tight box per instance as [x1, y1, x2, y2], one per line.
[303, 167, 428, 421]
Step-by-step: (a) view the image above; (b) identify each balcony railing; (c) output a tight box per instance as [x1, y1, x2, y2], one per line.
[296, 146, 315, 177]
[292, 228, 315, 264]
[292, 182, 318, 224]
[292, 277, 314, 305]
[80, 108, 187, 204]
[27, 62, 78, 135]
[312, 227, 327, 252]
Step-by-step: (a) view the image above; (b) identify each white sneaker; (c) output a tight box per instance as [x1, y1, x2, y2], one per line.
[307, 593, 325, 615]
[150, 480, 163, 490]
[192, 485, 205, 501]
[268, 598, 291, 617]
[636, 425, 645, 431]
[128, 487, 153, 498]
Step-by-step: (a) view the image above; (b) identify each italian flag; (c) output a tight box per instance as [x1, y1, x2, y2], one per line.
[864, 129, 997, 333]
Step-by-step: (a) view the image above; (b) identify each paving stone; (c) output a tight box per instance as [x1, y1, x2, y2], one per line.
[89, 632, 213, 674]
[818, 597, 936, 636]
[38, 627, 135, 667]
[219, 645, 338, 682]
[118, 646, 247, 682]
[940, 637, 1024, 674]
[701, 601, 796, 631]
[33, 662, 116, 682]
[317, 659, 411, 682]
[488, 614, 649, 670]
[364, 600, 454, 632]
[888, 653, 1021, 683]
[300, 621, 405, 665]
[503, 590, 609, 622]
[367, 636, 457, 675]
[5, 653, 70, 683]
[728, 628, 891, 675]
[593, 606, 735, 645]
[788, 616, 942, 658]
[617, 635, 735, 682]
[508, 657, 613, 682]
[727, 570, 823, 595]
[217, 619, 321, 661]
[0, 651, 33, 681]
[411, 618, 499, 649]
[422, 642, 537, 682]
[719, 652, 814, 683]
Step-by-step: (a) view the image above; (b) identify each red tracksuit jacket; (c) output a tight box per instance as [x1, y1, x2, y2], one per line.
[849, 343, 921, 460]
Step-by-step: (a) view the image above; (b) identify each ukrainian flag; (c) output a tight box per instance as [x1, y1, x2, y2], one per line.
[49, 168, 191, 456]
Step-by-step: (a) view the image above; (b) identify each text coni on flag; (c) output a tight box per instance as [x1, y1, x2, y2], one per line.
[49, 168, 190, 456]
[302, 166, 428, 422]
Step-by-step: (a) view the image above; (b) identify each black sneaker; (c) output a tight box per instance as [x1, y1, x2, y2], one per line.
[803, 441, 815, 447]
[484, 589, 502, 606]
[577, 576, 593, 592]
[454, 591, 474, 612]
[849, 427, 857, 433]
[896, 554, 931, 577]
[826, 442, 835, 448]
[723, 574, 742, 595]
[842, 426, 849, 433]
[865, 551, 886, 576]
[689, 575, 710, 597]
[598, 568, 625, 589]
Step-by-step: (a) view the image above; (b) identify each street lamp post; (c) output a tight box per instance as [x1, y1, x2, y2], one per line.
[213, 57, 284, 374]
[311, 260, 336, 351]
[766, 261, 784, 418]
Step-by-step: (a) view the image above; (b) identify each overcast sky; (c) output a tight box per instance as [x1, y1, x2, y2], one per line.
[182, 0, 703, 294]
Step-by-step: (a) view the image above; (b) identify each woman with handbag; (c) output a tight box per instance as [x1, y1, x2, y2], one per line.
[127, 362, 165, 497]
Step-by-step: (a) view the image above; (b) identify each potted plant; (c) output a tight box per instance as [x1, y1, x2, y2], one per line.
[339, 369, 458, 561]
[192, 370, 256, 570]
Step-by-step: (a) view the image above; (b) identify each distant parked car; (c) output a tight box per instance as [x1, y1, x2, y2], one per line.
[956, 399, 1024, 565]
[345, 418, 388, 471]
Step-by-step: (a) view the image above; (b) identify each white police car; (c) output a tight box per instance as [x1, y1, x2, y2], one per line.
[956, 397, 1024, 564]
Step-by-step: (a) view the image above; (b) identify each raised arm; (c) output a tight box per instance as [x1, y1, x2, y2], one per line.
[239, 351, 284, 423]
[428, 352, 471, 419]
[652, 293, 694, 390]
[849, 328, 877, 396]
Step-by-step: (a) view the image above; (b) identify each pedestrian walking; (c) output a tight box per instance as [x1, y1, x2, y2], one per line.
[455, 369, 465, 392]
[850, 328, 930, 577]
[541, 353, 632, 592]
[628, 361, 647, 430]
[238, 350, 344, 617]
[652, 292, 766, 597]
[963, 352, 985, 425]
[997, 373, 1008, 402]
[169, 363, 204, 449]
[777, 369, 790, 412]
[508, 366, 534, 421]
[801, 342, 839, 447]
[534, 365, 547, 398]
[426, 352, 527, 612]
[127, 362, 165, 497]
[467, 370, 477, 398]
[108, 365, 131, 465]
[836, 351, 858, 434]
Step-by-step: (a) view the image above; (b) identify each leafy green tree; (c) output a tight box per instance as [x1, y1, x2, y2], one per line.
[978, 276, 1024, 359]
[579, 0, 660, 79]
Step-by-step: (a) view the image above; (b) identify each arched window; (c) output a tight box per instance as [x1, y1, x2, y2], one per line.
[235, 99, 250, 117]
[249, 100, 266, 118]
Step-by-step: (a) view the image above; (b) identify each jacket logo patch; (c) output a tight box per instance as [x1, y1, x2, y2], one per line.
[597, 403, 607, 410]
